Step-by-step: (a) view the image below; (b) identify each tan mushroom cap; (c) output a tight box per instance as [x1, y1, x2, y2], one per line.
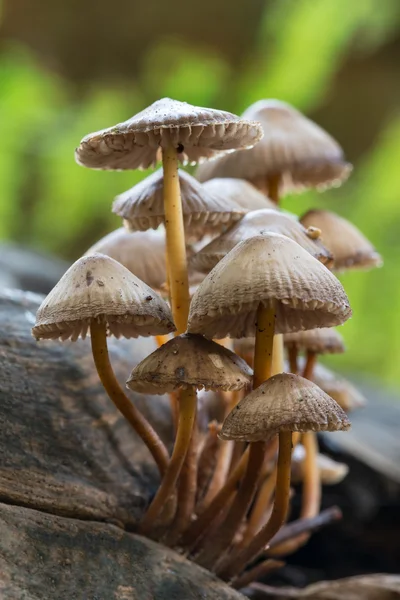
[126, 333, 253, 394]
[291, 445, 349, 485]
[202, 178, 276, 211]
[190, 209, 333, 273]
[310, 362, 367, 412]
[187, 233, 352, 339]
[32, 254, 176, 341]
[219, 373, 350, 442]
[112, 169, 246, 234]
[75, 97, 263, 170]
[301, 209, 382, 272]
[196, 99, 352, 193]
[86, 228, 167, 292]
[284, 327, 345, 355]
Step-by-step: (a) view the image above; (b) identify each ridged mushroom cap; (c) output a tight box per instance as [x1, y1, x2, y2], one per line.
[190, 209, 333, 273]
[219, 373, 350, 442]
[86, 228, 167, 292]
[32, 254, 176, 341]
[126, 333, 252, 394]
[196, 99, 352, 193]
[187, 233, 352, 339]
[85, 227, 202, 293]
[112, 169, 246, 234]
[291, 444, 349, 485]
[202, 178, 276, 210]
[301, 209, 382, 272]
[310, 361, 367, 412]
[75, 98, 263, 170]
[284, 327, 345, 355]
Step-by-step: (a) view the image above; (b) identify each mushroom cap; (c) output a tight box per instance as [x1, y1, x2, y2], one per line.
[291, 445, 349, 485]
[300, 209, 382, 272]
[202, 178, 276, 211]
[75, 98, 263, 170]
[219, 373, 350, 441]
[310, 361, 367, 412]
[86, 228, 167, 292]
[187, 233, 352, 339]
[112, 169, 246, 234]
[126, 333, 253, 394]
[190, 209, 333, 273]
[196, 99, 352, 193]
[32, 254, 176, 341]
[284, 327, 345, 355]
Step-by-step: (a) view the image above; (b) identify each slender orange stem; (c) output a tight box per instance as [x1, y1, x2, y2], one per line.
[162, 145, 190, 333]
[90, 320, 169, 476]
[196, 421, 220, 503]
[179, 447, 249, 549]
[269, 431, 320, 556]
[232, 559, 284, 590]
[267, 174, 281, 205]
[194, 441, 266, 570]
[303, 351, 317, 380]
[139, 387, 197, 534]
[253, 303, 275, 387]
[217, 431, 292, 581]
[288, 346, 298, 374]
[155, 334, 170, 347]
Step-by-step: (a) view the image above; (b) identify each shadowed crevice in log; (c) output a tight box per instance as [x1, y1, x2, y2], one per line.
[0, 289, 173, 528]
[0, 502, 246, 600]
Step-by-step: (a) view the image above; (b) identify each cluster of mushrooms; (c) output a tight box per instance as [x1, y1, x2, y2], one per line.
[32, 98, 382, 589]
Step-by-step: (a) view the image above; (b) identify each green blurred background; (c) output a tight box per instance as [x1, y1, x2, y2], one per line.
[0, 0, 399, 386]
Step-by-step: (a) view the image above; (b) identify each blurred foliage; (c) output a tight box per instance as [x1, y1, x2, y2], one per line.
[0, 0, 400, 386]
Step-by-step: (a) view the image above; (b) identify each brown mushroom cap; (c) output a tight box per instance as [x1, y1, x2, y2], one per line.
[196, 99, 352, 193]
[32, 254, 175, 341]
[219, 373, 350, 442]
[190, 209, 333, 273]
[112, 169, 246, 234]
[310, 361, 367, 412]
[284, 327, 345, 355]
[126, 333, 252, 394]
[291, 444, 349, 485]
[187, 233, 352, 339]
[75, 97, 263, 170]
[86, 228, 167, 292]
[202, 178, 276, 211]
[300, 209, 382, 271]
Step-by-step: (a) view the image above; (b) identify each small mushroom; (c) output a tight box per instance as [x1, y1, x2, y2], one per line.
[126, 333, 252, 537]
[301, 209, 382, 272]
[291, 445, 349, 486]
[197, 99, 352, 203]
[76, 97, 263, 335]
[32, 253, 175, 475]
[284, 326, 345, 375]
[216, 373, 350, 580]
[190, 208, 333, 274]
[202, 178, 276, 210]
[310, 361, 367, 412]
[112, 169, 246, 239]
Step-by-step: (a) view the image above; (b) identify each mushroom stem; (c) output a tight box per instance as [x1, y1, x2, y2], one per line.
[302, 351, 317, 380]
[180, 446, 249, 549]
[271, 334, 285, 376]
[162, 145, 190, 333]
[217, 431, 292, 581]
[139, 387, 197, 535]
[90, 320, 169, 476]
[253, 303, 276, 387]
[194, 441, 266, 571]
[192, 304, 275, 568]
[236, 465, 277, 551]
[232, 559, 284, 590]
[268, 431, 321, 556]
[288, 346, 298, 374]
[165, 412, 199, 544]
[267, 174, 281, 205]
[155, 334, 170, 347]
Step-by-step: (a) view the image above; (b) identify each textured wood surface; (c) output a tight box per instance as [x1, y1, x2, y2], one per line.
[0, 502, 245, 600]
[0, 288, 172, 527]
